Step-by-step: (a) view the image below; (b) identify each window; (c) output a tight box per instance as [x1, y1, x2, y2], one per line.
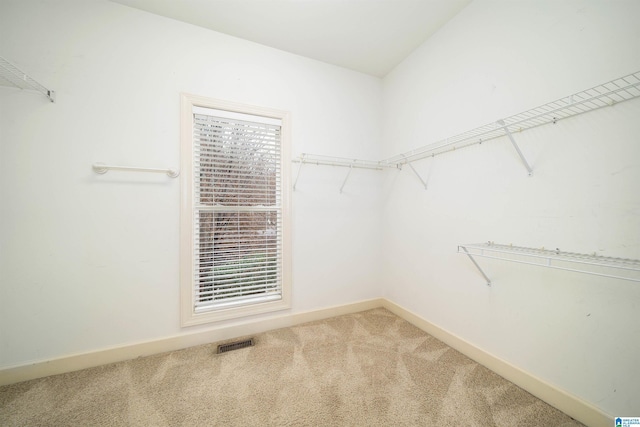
[180, 94, 291, 326]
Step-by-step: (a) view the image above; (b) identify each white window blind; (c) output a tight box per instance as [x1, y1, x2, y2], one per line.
[192, 109, 284, 313]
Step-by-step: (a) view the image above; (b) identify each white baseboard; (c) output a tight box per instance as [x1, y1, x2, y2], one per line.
[0, 298, 383, 387]
[0, 297, 612, 427]
[380, 299, 612, 427]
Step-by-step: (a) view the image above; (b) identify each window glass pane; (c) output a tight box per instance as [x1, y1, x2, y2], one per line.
[194, 210, 281, 308]
[192, 110, 283, 312]
[194, 114, 281, 207]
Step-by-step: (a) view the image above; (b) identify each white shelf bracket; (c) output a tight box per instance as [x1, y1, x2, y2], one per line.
[293, 155, 305, 191]
[459, 245, 492, 286]
[408, 163, 428, 190]
[340, 164, 353, 194]
[498, 120, 533, 176]
[403, 155, 429, 190]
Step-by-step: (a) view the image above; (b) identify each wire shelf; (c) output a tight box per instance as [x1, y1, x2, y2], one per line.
[292, 153, 392, 171]
[0, 55, 55, 102]
[459, 242, 640, 285]
[384, 71, 640, 165]
[290, 71, 640, 179]
[292, 153, 394, 192]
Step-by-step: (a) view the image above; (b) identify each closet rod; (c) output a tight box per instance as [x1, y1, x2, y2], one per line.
[92, 163, 179, 178]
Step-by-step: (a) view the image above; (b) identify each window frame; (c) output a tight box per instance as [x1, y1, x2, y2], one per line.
[180, 94, 292, 327]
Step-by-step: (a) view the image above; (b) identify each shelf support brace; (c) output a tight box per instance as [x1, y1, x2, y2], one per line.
[340, 164, 353, 194]
[403, 156, 428, 190]
[293, 155, 305, 191]
[459, 246, 492, 286]
[498, 120, 533, 176]
[408, 163, 428, 190]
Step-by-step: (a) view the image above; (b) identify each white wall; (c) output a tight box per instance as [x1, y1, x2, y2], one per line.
[2, 0, 639, 418]
[0, 0, 383, 368]
[381, 0, 640, 416]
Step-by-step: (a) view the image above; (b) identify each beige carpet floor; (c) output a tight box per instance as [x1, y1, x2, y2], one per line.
[1, 308, 584, 426]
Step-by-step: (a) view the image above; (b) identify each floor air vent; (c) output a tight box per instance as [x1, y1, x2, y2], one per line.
[217, 338, 255, 354]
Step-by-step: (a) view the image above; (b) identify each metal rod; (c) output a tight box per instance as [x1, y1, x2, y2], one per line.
[92, 163, 179, 178]
[497, 120, 533, 176]
[459, 246, 492, 286]
[340, 165, 353, 193]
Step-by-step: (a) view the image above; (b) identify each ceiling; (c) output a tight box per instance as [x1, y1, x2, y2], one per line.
[111, 0, 471, 77]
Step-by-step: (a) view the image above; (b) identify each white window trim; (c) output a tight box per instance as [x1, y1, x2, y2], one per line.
[180, 93, 292, 327]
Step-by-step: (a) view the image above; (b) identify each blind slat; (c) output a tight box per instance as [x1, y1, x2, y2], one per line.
[192, 110, 284, 309]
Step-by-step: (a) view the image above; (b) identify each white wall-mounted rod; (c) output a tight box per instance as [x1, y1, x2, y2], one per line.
[0, 56, 55, 102]
[92, 163, 179, 178]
